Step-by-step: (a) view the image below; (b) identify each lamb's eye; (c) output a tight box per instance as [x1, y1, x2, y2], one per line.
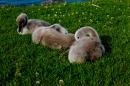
[77, 37, 79, 39]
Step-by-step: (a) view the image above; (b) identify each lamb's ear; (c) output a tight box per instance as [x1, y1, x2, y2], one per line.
[50, 25, 55, 28]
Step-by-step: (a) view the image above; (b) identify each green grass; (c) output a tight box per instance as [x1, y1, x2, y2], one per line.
[0, 1, 130, 86]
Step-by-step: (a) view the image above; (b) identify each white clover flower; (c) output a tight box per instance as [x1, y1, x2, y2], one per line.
[109, 22, 112, 24]
[58, 5, 61, 8]
[82, 12, 85, 15]
[59, 80, 64, 84]
[92, 4, 100, 8]
[90, 13, 92, 16]
[56, 12, 57, 13]
[36, 81, 40, 84]
[54, 14, 57, 17]
[107, 15, 109, 17]
[36, 72, 39, 77]
[76, 12, 78, 14]
[111, 17, 114, 20]
[52, 8, 54, 10]
[90, 19, 93, 22]
[78, 20, 81, 22]
[59, 9, 61, 11]
[63, 15, 65, 17]
[59, 20, 61, 22]
[64, 2, 67, 5]
[18, 73, 22, 77]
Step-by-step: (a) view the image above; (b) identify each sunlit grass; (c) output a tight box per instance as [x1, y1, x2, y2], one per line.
[0, 1, 130, 85]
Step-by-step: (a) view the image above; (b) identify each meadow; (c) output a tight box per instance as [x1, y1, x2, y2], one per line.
[0, 0, 130, 85]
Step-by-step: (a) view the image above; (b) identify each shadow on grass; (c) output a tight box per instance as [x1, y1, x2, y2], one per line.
[101, 35, 112, 54]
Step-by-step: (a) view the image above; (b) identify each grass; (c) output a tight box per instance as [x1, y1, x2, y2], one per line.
[0, 0, 130, 86]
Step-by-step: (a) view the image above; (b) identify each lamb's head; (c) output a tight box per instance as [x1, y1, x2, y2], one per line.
[16, 13, 28, 34]
[49, 24, 68, 34]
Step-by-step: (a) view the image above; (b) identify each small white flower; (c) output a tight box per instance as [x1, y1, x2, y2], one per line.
[107, 15, 109, 17]
[90, 19, 93, 22]
[76, 12, 78, 14]
[64, 2, 66, 5]
[63, 15, 65, 17]
[36, 81, 40, 84]
[36, 72, 39, 77]
[82, 12, 85, 15]
[18, 73, 22, 77]
[52, 8, 54, 10]
[111, 17, 114, 20]
[92, 4, 100, 8]
[54, 14, 57, 17]
[59, 20, 61, 22]
[78, 20, 81, 22]
[59, 80, 64, 84]
[90, 13, 92, 16]
[59, 9, 61, 11]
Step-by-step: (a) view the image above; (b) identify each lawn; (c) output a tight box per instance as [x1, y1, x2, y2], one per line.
[0, 0, 130, 86]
